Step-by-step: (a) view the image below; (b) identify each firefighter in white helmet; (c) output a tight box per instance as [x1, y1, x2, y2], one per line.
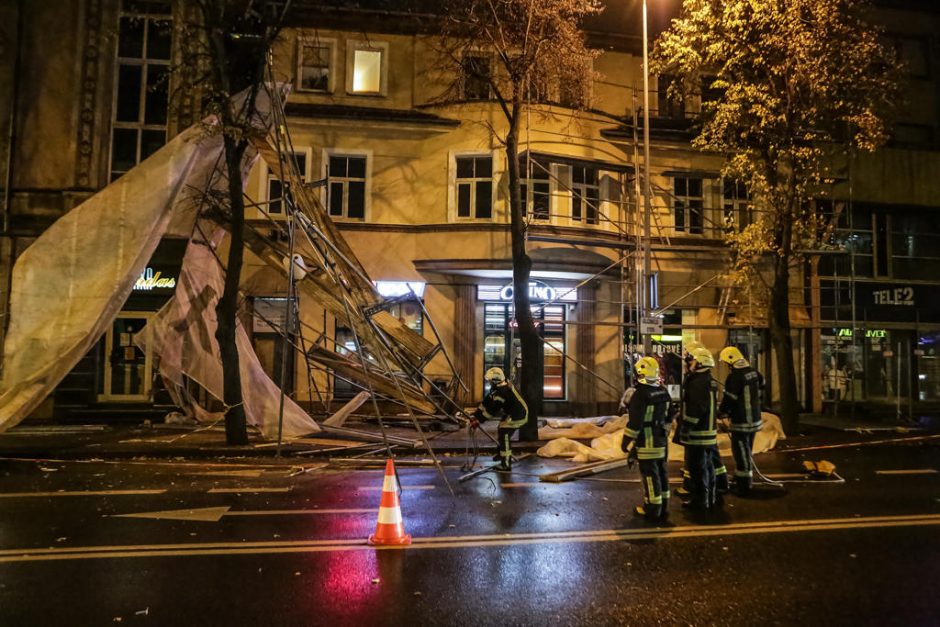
[470, 367, 528, 471]
[718, 346, 764, 495]
[621, 356, 672, 520]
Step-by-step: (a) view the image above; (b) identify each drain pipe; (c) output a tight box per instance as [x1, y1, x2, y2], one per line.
[3, 0, 24, 235]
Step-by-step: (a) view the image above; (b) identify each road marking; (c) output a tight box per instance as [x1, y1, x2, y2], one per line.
[206, 487, 290, 494]
[875, 469, 938, 476]
[4, 513, 938, 563]
[0, 489, 167, 498]
[784, 434, 940, 453]
[112, 506, 374, 522]
[357, 485, 435, 491]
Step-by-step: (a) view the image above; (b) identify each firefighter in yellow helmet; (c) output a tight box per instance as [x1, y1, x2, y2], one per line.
[470, 367, 528, 472]
[621, 356, 672, 520]
[679, 347, 719, 510]
[718, 346, 764, 495]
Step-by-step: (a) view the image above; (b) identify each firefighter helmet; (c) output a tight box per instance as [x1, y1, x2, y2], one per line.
[719, 346, 747, 366]
[634, 356, 660, 382]
[690, 347, 715, 368]
[485, 367, 506, 384]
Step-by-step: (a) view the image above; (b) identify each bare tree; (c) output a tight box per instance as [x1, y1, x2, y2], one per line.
[177, 0, 290, 445]
[654, 0, 899, 432]
[438, 0, 600, 438]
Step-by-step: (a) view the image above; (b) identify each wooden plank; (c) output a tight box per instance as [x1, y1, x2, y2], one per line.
[538, 458, 628, 483]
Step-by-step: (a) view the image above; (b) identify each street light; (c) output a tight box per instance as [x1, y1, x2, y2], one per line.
[641, 0, 654, 355]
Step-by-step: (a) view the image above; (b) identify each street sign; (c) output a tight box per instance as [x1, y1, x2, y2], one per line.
[640, 316, 663, 335]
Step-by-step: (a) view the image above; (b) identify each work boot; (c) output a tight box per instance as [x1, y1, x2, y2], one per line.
[495, 462, 511, 473]
[675, 486, 691, 497]
[682, 499, 709, 511]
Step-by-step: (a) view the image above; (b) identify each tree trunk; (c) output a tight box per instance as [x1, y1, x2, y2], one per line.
[768, 253, 800, 435]
[505, 111, 542, 440]
[216, 134, 249, 445]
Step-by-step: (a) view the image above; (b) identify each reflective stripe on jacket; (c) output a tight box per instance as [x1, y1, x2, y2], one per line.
[625, 382, 671, 460]
[718, 366, 764, 433]
[477, 382, 528, 428]
[681, 369, 718, 446]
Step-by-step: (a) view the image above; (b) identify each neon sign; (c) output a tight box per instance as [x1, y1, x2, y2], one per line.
[134, 267, 177, 291]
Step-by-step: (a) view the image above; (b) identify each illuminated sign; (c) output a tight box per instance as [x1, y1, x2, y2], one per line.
[134, 267, 177, 291]
[477, 281, 578, 303]
[374, 281, 425, 298]
[836, 328, 887, 338]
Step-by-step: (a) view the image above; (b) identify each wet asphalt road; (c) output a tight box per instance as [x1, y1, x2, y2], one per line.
[0, 435, 938, 626]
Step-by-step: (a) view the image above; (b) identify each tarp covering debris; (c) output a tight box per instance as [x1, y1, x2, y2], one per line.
[537, 412, 786, 463]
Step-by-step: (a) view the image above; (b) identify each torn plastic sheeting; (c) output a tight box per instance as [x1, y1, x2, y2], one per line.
[538, 416, 627, 441]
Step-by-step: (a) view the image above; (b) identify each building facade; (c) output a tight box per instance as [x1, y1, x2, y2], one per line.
[1, 0, 938, 423]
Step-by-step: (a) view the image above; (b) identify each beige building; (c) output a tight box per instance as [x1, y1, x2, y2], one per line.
[2, 0, 939, 422]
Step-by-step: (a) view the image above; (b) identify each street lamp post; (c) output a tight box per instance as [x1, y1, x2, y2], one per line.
[641, 0, 653, 355]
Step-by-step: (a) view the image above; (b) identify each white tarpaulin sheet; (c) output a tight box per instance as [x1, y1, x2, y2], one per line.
[139, 232, 319, 438]
[537, 412, 785, 463]
[0, 123, 223, 432]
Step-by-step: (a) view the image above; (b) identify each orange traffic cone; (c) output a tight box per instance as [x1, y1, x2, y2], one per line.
[367, 458, 412, 546]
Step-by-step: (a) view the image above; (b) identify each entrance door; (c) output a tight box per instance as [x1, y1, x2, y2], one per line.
[101, 313, 153, 401]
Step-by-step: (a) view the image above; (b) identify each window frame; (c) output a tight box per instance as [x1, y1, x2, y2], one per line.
[108, 2, 173, 182]
[261, 147, 313, 219]
[449, 151, 496, 222]
[722, 177, 752, 231]
[296, 36, 336, 93]
[322, 148, 372, 221]
[570, 165, 600, 225]
[673, 176, 705, 234]
[345, 39, 389, 96]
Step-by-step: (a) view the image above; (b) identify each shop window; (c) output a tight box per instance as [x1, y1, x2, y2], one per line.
[571, 165, 599, 225]
[674, 176, 704, 234]
[110, 0, 172, 181]
[267, 152, 308, 216]
[327, 154, 367, 219]
[482, 303, 567, 400]
[297, 38, 334, 92]
[347, 41, 387, 95]
[455, 155, 493, 220]
[520, 157, 550, 220]
[461, 54, 492, 100]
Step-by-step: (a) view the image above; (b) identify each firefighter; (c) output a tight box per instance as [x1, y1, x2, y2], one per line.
[718, 346, 764, 495]
[470, 367, 528, 471]
[621, 356, 672, 520]
[679, 347, 719, 510]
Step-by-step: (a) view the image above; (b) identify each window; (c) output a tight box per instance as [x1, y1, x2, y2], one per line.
[520, 157, 550, 220]
[891, 36, 930, 78]
[110, 0, 172, 181]
[327, 154, 367, 219]
[347, 40, 388, 95]
[722, 178, 751, 230]
[658, 74, 685, 119]
[455, 155, 493, 220]
[674, 177, 704, 234]
[873, 210, 891, 278]
[297, 38, 334, 92]
[571, 165, 599, 225]
[267, 152, 308, 216]
[461, 54, 492, 101]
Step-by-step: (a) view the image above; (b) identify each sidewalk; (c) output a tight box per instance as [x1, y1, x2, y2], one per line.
[2, 412, 935, 463]
[0, 420, 544, 462]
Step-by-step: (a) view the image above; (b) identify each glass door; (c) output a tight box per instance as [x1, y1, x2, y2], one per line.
[101, 313, 152, 401]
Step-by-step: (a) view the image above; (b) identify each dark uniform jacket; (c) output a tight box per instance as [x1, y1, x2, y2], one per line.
[475, 383, 528, 428]
[680, 369, 718, 447]
[718, 366, 764, 433]
[624, 382, 671, 460]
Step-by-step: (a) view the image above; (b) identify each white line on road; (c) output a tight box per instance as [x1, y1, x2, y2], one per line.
[111, 506, 375, 522]
[3, 513, 938, 563]
[206, 487, 291, 494]
[0, 489, 167, 498]
[357, 485, 436, 491]
[875, 469, 938, 476]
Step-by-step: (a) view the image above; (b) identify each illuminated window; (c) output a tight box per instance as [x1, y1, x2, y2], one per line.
[110, 0, 172, 181]
[347, 41, 387, 95]
[297, 38, 334, 92]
